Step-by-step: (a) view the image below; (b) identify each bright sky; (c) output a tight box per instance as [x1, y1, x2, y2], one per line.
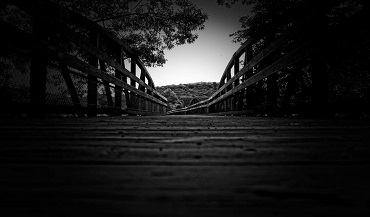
[148, 0, 251, 87]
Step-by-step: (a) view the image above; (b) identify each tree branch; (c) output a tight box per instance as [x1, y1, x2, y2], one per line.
[94, 12, 158, 23]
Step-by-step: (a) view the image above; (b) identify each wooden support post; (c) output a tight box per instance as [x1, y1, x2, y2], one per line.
[282, 65, 299, 114]
[29, 16, 48, 117]
[130, 56, 137, 88]
[121, 57, 130, 109]
[234, 55, 242, 111]
[99, 59, 114, 109]
[114, 47, 123, 113]
[234, 56, 240, 86]
[245, 44, 254, 109]
[266, 73, 278, 114]
[87, 32, 99, 117]
[265, 34, 278, 115]
[226, 68, 232, 91]
[139, 69, 146, 92]
[258, 33, 275, 114]
[147, 79, 153, 95]
[126, 56, 137, 113]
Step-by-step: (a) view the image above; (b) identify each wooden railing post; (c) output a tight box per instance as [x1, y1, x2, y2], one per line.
[265, 34, 278, 115]
[87, 32, 99, 117]
[245, 44, 254, 110]
[234, 55, 242, 111]
[139, 69, 146, 92]
[114, 47, 123, 113]
[99, 59, 114, 109]
[128, 56, 138, 113]
[130, 56, 137, 87]
[29, 15, 48, 117]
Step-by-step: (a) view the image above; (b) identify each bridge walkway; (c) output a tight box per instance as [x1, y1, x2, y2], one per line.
[1, 115, 370, 216]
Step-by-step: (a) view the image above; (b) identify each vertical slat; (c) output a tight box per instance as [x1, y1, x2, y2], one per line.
[128, 56, 137, 114]
[130, 56, 137, 88]
[245, 44, 254, 109]
[234, 56, 240, 86]
[226, 67, 232, 91]
[147, 79, 153, 95]
[282, 64, 299, 113]
[265, 33, 278, 115]
[87, 32, 99, 117]
[139, 69, 146, 92]
[234, 55, 241, 111]
[99, 59, 114, 109]
[114, 47, 122, 112]
[121, 56, 130, 109]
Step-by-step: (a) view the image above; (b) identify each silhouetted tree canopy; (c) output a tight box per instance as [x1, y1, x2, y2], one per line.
[217, 0, 369, 43]
[53, 0, 208, 66]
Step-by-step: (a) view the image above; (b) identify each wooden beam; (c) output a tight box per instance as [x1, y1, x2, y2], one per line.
[99, 59, 114, 108]
[130, 57, 137, 88]
[139, 68, 146, 92]
[87, 32, 99, 117]
[114, 47, 123, 111]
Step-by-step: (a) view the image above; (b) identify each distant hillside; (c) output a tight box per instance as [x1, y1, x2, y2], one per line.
[157, 82, 219, 110]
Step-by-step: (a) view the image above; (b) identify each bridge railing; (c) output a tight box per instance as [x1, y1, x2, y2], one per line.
[1, 0, 167, 117]
[170, 6, 362, 116]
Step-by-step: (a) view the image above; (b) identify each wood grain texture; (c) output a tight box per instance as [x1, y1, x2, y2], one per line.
[1, 116, 370, 216]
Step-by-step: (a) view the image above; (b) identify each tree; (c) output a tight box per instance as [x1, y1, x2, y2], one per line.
[217, 0, 368, 43]
[53, 0, 208, 66]
[161, 88, 183, 110]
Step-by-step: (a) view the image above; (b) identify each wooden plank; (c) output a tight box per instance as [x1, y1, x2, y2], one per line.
[139, 68, 146, 92]
[1, 116, 370, 216]
[99, 60, 114, 108]
[87, 32, 99, 117]
[209, 39, 318, 107]
[114, 47, 123, 111]
[130, 57, 137, 88]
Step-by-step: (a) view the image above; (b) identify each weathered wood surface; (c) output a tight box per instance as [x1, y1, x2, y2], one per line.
[1, 116, 370, 216]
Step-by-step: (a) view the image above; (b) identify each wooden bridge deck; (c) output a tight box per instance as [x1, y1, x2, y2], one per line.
[1, 115, 370, 216]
